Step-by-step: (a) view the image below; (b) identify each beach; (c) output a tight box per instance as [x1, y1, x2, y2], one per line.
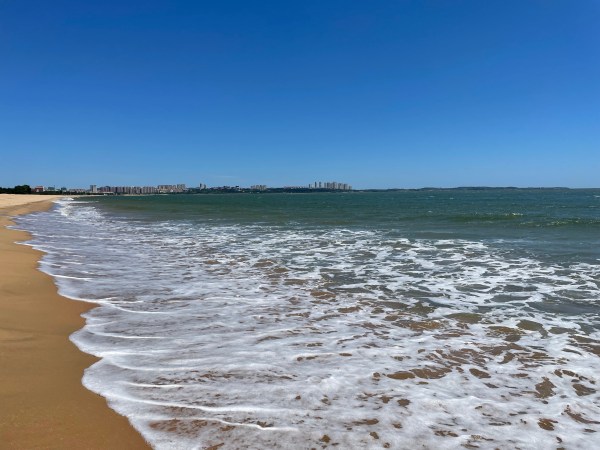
[0, 195, 149, 449]
[3, 192, 599, 448]
[11, 191, 596, 449]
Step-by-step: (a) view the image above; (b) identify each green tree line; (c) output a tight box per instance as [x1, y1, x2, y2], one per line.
[0, 185, 32, 194]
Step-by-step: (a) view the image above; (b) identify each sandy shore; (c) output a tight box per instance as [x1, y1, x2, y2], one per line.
[0, 195, 150, 449]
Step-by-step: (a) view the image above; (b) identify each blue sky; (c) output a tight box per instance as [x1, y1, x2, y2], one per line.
[1, 0, 598, 188]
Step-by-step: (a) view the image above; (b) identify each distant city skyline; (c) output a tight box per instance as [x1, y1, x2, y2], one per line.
[1, 1, 599, 188]
[25, 180, 355, 194]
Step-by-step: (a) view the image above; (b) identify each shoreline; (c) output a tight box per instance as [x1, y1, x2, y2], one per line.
[0, 195, 149, 449]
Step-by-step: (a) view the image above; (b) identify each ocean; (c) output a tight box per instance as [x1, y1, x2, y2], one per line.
[15, 190, 600, 449]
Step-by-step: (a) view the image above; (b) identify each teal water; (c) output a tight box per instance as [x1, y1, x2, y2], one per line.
[17, 189, 600, 449]
[96, 188, 600, 263]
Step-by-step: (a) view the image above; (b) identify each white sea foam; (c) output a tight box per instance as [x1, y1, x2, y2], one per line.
[15, 199, 600, 449]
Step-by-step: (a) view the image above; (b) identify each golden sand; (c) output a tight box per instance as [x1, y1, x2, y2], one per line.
[0, 195, 149, 449]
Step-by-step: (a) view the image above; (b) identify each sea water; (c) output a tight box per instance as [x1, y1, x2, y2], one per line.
[15, 190, 600, 449]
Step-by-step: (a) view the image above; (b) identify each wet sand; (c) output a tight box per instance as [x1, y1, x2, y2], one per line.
[0, 195, 149, 449]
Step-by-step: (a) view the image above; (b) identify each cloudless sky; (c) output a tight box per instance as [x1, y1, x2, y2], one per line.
[1, 0, 599, 188]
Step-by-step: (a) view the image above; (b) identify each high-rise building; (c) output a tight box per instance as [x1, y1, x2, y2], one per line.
[311, 181, 352, 191]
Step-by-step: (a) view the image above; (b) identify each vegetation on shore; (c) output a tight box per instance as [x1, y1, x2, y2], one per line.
[0, 185, 32, 194]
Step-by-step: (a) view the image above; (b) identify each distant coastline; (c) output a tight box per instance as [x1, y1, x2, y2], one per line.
[56, 186, 600, 196]
[3, 185, 598, 197]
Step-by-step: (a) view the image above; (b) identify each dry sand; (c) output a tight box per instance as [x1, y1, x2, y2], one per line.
[0, 195, 150, 449]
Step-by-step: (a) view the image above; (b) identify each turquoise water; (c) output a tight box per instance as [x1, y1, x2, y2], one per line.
[17, 189, 600, 449]
[98, 188, 600, 237]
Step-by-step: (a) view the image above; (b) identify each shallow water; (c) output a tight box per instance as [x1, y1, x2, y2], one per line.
[16, 190, 600, 449]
